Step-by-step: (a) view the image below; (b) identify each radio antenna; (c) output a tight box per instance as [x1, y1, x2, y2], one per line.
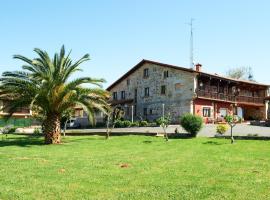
[187, 18, 195, 68]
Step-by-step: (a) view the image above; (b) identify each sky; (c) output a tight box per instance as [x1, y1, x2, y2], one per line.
[0, 0, 269, 88]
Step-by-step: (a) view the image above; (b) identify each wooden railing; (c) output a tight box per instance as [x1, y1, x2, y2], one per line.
[196, 90, 265, 104]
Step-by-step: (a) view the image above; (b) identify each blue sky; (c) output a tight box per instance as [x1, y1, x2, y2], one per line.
[0, 0, 269, 87]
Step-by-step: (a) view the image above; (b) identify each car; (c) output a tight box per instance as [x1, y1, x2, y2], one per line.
[65, 118, 81, 129]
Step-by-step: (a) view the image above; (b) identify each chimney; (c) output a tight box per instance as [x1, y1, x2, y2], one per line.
[195, 63, 202, 72]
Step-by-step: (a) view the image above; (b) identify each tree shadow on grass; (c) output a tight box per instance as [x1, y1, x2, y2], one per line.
[202, 141, 224, 145]
[143, 140, 153, 144]
[0, 135, 44, 147]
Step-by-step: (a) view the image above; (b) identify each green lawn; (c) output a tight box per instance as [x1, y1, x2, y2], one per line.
[1, 135, 270, 200]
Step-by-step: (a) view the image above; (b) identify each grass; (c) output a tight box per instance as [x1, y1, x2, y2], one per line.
[1, 134, 270, 199]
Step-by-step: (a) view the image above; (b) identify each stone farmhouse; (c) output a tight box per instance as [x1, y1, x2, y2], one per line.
[107, 59, 269, 123]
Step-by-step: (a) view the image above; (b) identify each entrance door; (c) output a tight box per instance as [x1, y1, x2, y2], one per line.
[237, 107, 243, 119]
[219, 108, 227, 117]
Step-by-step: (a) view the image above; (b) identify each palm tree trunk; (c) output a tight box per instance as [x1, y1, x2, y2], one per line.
[44, 113, 61, 144]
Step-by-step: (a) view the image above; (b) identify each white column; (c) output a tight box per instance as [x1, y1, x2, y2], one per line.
[265, 100, 269, 120]
[131, 105, 134, 123]
[162, 103, 165, 119]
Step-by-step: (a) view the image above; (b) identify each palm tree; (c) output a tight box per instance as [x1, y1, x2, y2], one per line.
[0, 46, 110, 144]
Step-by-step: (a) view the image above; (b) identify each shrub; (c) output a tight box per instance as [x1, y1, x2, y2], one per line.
[130, 121, 140, 127]
[114, 120, 122, 128]
[2, 125, 16, 134]
[139, 120, 148, 127]
[122, 120, 132, 127]
[114, 120, 132, 128]
[216, 124, 228, 134]
[148, 122, 157, 127]
[33, 128, 41, 134]
[180, 114, 203, 137]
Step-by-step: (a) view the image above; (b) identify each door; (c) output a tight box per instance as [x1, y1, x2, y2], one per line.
[237, 107, 243, 119]
[219, 108, 227, 117]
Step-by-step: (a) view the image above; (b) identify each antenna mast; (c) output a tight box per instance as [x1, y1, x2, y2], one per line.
[188, 18, 194, 68]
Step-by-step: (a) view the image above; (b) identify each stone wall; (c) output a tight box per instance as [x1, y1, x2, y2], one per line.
[109, 63, 196, 123]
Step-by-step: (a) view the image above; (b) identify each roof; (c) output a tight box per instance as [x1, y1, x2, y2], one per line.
[199, 71, 270, 87]
[106, 59, 270, 91]
[107, 59, 195, 91]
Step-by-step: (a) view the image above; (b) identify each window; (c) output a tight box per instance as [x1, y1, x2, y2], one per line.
[143, 108, 147, 116]
[163, 70, 169, 78]
[161, 85, 166, 95]
[113, 92, 117, 100]
[144, 87, 149, 97]
[127, 79, 130, 86]
[134, 105, 137, 116]
[203, 107, 211, 117]
[134, 89, 137, 103]
[121, 91, 125, 99]
[143, 68, 149, 78]
[149, 109, 153, 115]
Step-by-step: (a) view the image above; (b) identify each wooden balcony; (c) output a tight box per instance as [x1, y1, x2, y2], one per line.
[196, 90, 265, 105]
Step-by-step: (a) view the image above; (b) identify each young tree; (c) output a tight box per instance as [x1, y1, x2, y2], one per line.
[106, 107, 124, 139]
[0, 46, 110, 144]
[225, 115, 239, 144]
[156, 115, 171, 141]
[61, 108, 75, 137]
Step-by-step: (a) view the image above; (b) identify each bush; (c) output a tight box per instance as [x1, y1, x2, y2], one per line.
[122, 120, 132, 127]
[139, 120, 148, 127]
[114, 120, 132, 128]
[180, 114, 203, 137]
[216, 124, 228, 134]
[130, 121, 140, 127]
[33, 128, 41, 134]
[2, 125, 16, 134]
[148, 122, 157, 127]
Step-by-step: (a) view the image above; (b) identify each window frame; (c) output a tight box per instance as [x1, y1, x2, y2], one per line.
[144, 87, 149, 97]
[143, 108, 147, 116]
[143, 68, 149, 78]
[113, 92, 118, 100]
[121, 91, 125, 100]
[161, 85, 166, 95]
[202, 107, 211, 117]
[163, 70, 169, 79]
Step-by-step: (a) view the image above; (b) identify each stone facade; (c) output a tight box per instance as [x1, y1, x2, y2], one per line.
[108, 60, 269, 123]
[108, 62, 196, 123]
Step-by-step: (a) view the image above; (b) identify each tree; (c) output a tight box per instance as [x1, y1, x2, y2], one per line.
[226, 66, 255, 81]
[156, 115, 171, 141]
[106, 107, 124, 139]
[224, 115, 239, 144]
[0, 46, 110, 144]
[61, 108, 75, 137]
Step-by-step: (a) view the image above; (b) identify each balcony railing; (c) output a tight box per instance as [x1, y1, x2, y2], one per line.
[196, 90, 265, 104]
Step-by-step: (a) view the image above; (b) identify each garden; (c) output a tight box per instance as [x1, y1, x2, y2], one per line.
[1, 134, 270, 199]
